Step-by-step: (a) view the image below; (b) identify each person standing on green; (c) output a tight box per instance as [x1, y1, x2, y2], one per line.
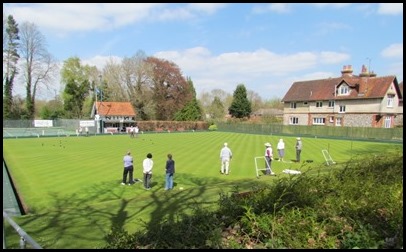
[121, 151, 134, 185]
[220, 143, 233, 175]
[295, 137, 303, 162]
[264, 142, 275, 175]
[164, 153, 175, 190]
[277, 138, 285, 162]
[143, 153, 153, 190]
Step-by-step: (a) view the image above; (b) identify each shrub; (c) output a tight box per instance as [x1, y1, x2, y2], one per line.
[208, 124, 218, 131]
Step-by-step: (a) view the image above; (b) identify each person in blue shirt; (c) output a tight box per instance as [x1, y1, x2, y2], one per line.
[122, 151, 134, 185]
[164, 153, 175, 190]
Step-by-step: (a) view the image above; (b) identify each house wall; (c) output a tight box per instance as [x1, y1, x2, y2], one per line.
[283, 93, 402, 128]
[283, 113, 309, 126]
[394, 114, 403, 127]
[333, 98, 381, 113]
[342, 114, 375, 127]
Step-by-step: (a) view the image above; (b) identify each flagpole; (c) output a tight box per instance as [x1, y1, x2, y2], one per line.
[96, 75, 101, 134]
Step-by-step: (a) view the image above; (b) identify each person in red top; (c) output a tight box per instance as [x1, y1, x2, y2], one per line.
[264, 143, 275, 175]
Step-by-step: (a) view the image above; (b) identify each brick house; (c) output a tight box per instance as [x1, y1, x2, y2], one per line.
[91, 101, 137, 133]
[281, 65, 403, 128]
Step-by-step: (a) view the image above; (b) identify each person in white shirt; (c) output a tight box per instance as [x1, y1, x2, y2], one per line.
[134, 125, 139, 138]
[277, 139, 285, 162]
[143, 153, 153, 190]
[219, 142, 233, 175]
[129, 125, 134, 138]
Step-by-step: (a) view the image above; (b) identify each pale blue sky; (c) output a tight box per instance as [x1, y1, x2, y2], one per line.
[4, 3, 403, 100]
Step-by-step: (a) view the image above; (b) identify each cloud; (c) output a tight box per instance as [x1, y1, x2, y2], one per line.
[187, 3, 228, 14]
[381, 43, 403, 59]
[377, 3, 403, 15]
[3, 3, 228, 34]
[252, 3, 292, 14]
[154, 47, 350, 97]
[252, 3, 353, 14]
[82, 55, 122, 70]
[311, 3, 352, 9]
[4, 3, 163, 34]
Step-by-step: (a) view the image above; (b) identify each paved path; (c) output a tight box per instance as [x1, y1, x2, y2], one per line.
[3, 161, 21, 216]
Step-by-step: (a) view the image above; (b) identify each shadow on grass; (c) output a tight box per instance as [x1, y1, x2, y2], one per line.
[7, 174, 272, 249]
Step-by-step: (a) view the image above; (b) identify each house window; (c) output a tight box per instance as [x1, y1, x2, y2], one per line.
[289, 117, 298, 125]
[339, 105, 346, 113]
[316, 101, 323, 108]
[384, 116, 391, 128]
[290, 102, 297, 109]
[387, 94, 395, 107]
[303, 102, 308, 105]
[338, 85, 349, 95]
[329, 116, 334, 123]
[312, 117, 325, 125]
[328, 100, 335, 107]
[336, 118, 342, 126]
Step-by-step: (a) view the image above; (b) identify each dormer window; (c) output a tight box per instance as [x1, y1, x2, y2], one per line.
[338, 84, 350, 95]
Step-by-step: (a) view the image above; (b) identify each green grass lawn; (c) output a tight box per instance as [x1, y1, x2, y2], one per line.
[3, 131, 402, 248]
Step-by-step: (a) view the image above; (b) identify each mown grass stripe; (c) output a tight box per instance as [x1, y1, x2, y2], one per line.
[3, 131, 402, 248]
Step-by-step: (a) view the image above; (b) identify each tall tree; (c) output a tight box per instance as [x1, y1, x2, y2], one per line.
[102, 57, 127, 101]
[228, 84, 252, 118]
[3, 15, 20, 119]
[61, 57, 91, 118]
[198, 88, 231, 120]
[146, 57, 192, 120]
[19, 21, 57, 119]
[208, 96, 225, 120]
[263, 96, 284, 110]
[173, 77, 202, 121]
[247, 89, 263, 114]
[120, 51, 155, 120]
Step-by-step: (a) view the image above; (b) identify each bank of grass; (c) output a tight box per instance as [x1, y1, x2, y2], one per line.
[103, 150, 403, 249]
[3, 132, 403, 248]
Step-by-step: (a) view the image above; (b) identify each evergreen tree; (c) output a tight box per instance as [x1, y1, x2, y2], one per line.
[3, 15, 20, 119]
[228, 84, 252, 118]
[174, 77, 203, 121]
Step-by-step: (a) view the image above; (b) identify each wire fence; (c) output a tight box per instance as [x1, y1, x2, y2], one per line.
[216, 122, 403, 142]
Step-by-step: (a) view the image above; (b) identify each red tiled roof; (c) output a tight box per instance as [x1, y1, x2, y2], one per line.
[282, 75, 398, 102]
[94, 102, 136, 116]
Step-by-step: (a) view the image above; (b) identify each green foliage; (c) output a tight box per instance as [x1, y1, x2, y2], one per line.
[209, 96, 225, 119]
[61, 57, 92, 118]
[208, 124, 218, 131]
[173, 98, 203, 121]
[228, 84, 252, 118]
[103, 226, 138, 249]
[39, 99, 64, 119]
[3, 14, 20, 119]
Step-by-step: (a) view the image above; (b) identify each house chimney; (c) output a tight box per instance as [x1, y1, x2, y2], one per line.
[359, 64, 369, 77]
[369, 71, 377, 77]
[341, 65, 353, 77]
